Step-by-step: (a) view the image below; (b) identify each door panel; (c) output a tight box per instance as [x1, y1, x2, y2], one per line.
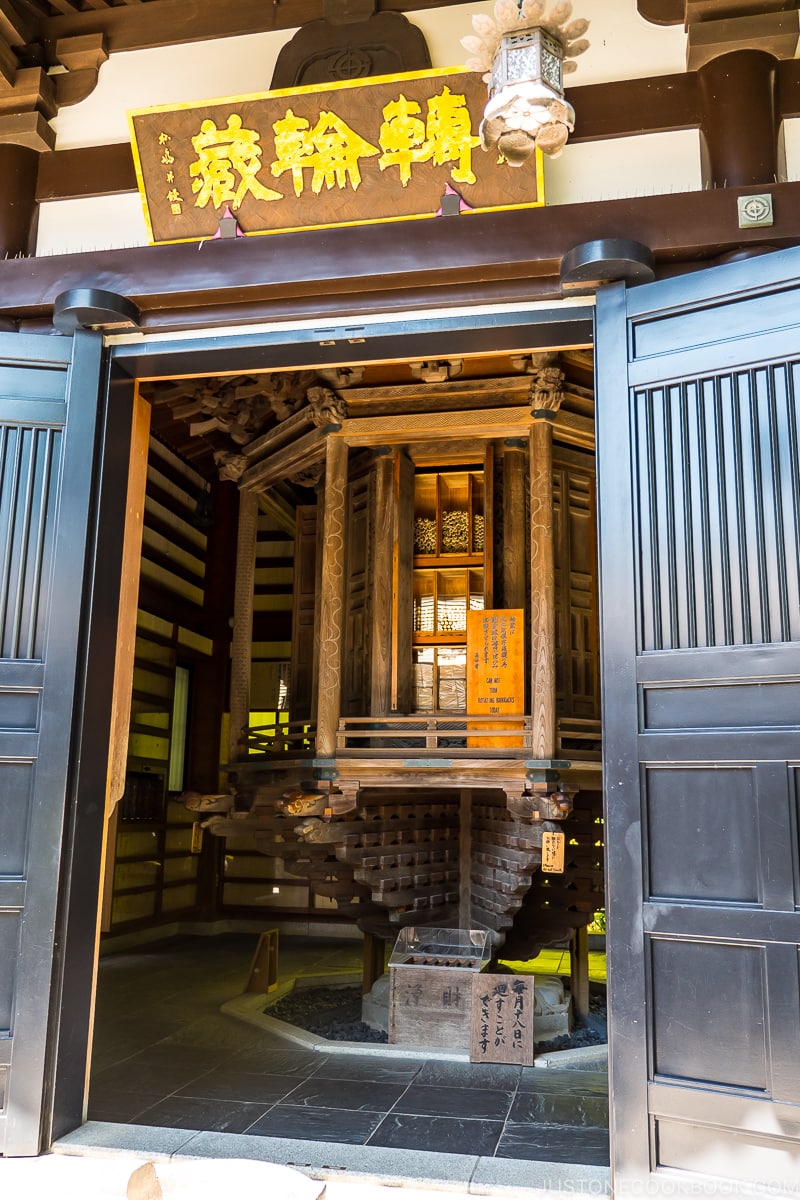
[596, 248, 800, 1194]
[0, 332, 105, 1156]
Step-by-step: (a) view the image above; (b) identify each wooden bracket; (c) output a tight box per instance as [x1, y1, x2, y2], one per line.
[54, 34, 108, 108]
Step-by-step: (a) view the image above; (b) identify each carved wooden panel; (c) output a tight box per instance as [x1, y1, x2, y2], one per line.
[271, 12, 432, 90]
[342, 472, 373, 716]
[553, 450, 599, 720]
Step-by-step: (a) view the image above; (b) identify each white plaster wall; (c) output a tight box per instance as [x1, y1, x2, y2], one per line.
[415, 0, 686, 85]
[544, 129, 703, 205]
[40, 1, 693, 255]
[52, 30, 298, 150]
[782, 118, 800, 181]
[36, 193, 150, 254]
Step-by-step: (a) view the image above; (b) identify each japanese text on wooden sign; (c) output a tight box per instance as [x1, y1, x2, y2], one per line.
[470, 973, 534, 1065]
[128, 68, 544, 244]
[466, 608, 525, 748]
[542, 830, 566, 874]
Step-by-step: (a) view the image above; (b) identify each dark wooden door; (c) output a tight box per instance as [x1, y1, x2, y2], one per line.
[596, 249, 800, 1194]
[0, 331, 112, 1156]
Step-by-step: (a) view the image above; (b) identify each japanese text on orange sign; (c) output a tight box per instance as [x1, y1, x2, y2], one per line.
[466, 609, 525, 748]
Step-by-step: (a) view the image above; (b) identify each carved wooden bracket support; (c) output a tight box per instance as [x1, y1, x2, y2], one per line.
[54, 34, 108, 107]
[236, 387, 347, 491]
[528, 353, 565, 419]
[0, 33, 106, 150]
[505, 780, 576, 822]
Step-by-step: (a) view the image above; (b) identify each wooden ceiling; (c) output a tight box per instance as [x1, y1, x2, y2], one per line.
[140, 349, 595, 484]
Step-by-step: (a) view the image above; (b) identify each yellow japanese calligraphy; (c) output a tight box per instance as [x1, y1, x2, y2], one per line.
[426, 86, 479, 185]
[271, 108, 379, 195]
[377, 94, 427, 186]
[190, 114, 282, 210]
[378, 85, 480, 187]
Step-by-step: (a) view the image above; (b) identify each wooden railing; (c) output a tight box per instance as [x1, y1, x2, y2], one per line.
[245, 720, 316, 755]
[243, 714, 602, 761]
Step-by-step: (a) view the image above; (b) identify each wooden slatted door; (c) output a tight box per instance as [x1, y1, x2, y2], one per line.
[0, 331, 108, 1156]
[596, 248, 800, 1194]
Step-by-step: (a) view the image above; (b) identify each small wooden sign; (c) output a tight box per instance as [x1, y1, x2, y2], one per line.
[190, 821, 203, 854]
[128, 68, 544, 244]
[466, 609, 525, 747]
[541, 830, 566, 874]
[470, 973, 534, 1065]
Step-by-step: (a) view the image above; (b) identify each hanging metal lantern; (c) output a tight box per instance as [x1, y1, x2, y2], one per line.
[461, 3, 589, 167]
[489, 25, 564, 101]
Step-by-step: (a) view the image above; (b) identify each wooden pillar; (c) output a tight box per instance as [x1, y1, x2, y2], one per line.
[193, 480, 238, 790]
[0, 144, 39, 257]
[698, 50, 780, 189]
[503, 441, 527, 611]
[229, 488, 258, 762]
[362, 932, 385, 995]
[370, 452, 394, 714]
[571, 924, 591, 1022]
[392, 450, 414, 713]
[459, 788, 472, 928]
[529, 357, 563, 761]
[316, 436, 348, 757]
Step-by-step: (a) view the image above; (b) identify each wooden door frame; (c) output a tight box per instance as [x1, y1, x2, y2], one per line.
[29, 298, 597, 1153]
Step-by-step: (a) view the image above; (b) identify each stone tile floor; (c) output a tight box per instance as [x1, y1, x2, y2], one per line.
[89, 933, 608, 1166]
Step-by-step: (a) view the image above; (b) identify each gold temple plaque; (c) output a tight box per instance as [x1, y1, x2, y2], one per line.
[542, 830, 566, 874]
[128, 68, 544, 244]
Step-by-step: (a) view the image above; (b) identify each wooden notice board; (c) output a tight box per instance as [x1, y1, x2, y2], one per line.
[466, 609, 525, 747]
[128, 68, 545, 244]
[470, 973, 535, 1065]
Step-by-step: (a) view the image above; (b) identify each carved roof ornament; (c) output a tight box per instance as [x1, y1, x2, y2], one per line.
[409, 359, 464, 383]
[214, 451, 249, 482]
[307, 385, 348, 427]
[528, 352, 565, 415]
[290, 462, 326, 488]
[270, 0, 431, 90]
[319, 366, 365, 389]
[462, 0, 589, 167]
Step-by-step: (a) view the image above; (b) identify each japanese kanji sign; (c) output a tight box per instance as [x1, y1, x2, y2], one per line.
[466, 608, 525, 748]
[470, 973, 535, 1065]
[128, 68, 544, 244]
[542, 829, 566, 874]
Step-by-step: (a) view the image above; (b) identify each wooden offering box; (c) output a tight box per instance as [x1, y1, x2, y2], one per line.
[388, 926, 490, 1049]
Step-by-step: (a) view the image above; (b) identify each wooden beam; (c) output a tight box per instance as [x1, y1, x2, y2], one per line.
[0, 0, 34, 47]
[339, 406, 533, 447]
[37, 0, 486, 57]
[316, 436, 347, 758]
[240, 426, 328, 491]
[6, 181, 800, 328]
